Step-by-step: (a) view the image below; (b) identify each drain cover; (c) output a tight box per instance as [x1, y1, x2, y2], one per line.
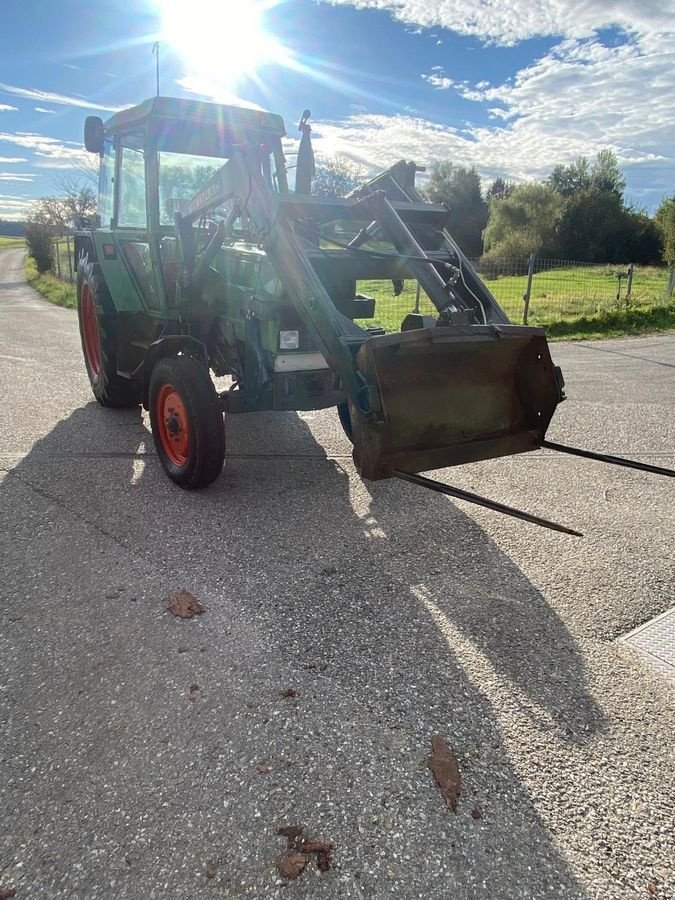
[619, 608, 675, 682]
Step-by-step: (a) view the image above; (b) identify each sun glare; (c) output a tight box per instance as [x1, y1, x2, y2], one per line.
[159, 0, 286, 90]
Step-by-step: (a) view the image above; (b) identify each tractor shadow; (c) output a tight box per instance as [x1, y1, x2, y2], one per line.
[5, 401, 604, 896]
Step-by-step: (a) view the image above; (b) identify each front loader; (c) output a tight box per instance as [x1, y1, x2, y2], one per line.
[74, 97, 673, 535]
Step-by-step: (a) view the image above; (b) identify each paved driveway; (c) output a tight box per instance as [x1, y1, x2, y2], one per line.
[1, 247, 673, 899]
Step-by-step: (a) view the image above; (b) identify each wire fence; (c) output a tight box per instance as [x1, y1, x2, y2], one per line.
[358, 257, 673, 330]
[54, 237, 673, 329]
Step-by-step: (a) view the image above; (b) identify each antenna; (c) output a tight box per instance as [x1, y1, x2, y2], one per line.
[152, 41, 160, 96]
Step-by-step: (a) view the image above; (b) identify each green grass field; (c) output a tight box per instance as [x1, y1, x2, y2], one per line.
[0, 236, 25, 249]
[356, 264, 672, 334]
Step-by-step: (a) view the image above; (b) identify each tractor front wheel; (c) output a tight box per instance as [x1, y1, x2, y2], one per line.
[149, 356, 225, 489]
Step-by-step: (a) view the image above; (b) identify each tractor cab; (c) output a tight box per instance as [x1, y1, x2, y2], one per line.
[81, 97, 289, 317]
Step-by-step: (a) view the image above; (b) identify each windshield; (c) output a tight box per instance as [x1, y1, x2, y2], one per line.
[158, 151, 227, 226]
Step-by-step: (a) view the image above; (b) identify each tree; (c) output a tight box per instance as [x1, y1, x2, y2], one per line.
[25, 179, 99, 274]
[51, 175, 98, 229]
[312, 156, 363, 198]
[655, 196, 675, 268]
[548, 157, 591, 197]
[486, 177, 514, 201]
[591, 149, 625, 198]
[424, 161, 488, 257]
[482, 182, 564, 260]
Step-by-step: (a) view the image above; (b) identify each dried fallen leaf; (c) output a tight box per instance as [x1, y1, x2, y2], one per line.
[205, 861, 218, 879]
[0, 889, 16, 899]
[470, 806, 482, 820]
[278, 852, 307, 879]
[428, 735, 461, 812]
[256, 761, 270, 775]
[276, 825, 333, 877]
[280, 688, 297, 698]
[647, 883, 657, 896]
[277, 825, 303, 842]
[167, 591, 204, 619]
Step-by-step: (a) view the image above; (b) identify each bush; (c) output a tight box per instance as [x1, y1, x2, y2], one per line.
[25, 220, 54, 273]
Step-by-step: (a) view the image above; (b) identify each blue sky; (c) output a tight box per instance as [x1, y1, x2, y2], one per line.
[1, 0, 673, 220]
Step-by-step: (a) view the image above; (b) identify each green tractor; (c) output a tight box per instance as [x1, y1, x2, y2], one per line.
[76, 97, 670, 532]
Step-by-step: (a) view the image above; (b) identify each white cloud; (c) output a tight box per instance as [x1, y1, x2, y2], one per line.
[313, 9, 675, 209]
[34, 107, 57, 114]
[0, 83, 123, 112]
[421, 73, 453, 89]
[0, 104, 18, 112]
[323, 0, 675, 46]
[0, 132, 89, 170]
[0, 173, 37, 182]
[0, 156, 27, 163]
[0, 195, 32, 219]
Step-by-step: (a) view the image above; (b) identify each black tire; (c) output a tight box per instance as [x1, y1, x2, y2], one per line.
[337, 400, 353, 443]
[149, 355, 225, 489]
[76, 254, 141, 408]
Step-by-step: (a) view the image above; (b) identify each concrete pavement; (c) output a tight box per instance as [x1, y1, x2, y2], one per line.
[1, 247, 674, 899]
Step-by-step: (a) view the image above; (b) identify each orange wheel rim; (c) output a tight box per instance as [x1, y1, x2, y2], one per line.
[81, 283, 101, 376]
[156, 383, 190, 466]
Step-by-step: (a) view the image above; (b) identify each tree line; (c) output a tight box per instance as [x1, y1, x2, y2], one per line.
[423, 150, 673, 267]
[313, 151, 674, 268]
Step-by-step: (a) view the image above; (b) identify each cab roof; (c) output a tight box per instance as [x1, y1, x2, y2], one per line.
[103, 96, 286, 139]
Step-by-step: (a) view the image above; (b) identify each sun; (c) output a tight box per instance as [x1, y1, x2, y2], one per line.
[159, 0, 286, 89]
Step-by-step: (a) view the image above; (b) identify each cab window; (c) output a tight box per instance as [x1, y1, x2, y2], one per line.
[117, 135, 146, 229]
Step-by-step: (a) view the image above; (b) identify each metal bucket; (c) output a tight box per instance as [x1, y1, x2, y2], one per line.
[350, 324, 564, 480]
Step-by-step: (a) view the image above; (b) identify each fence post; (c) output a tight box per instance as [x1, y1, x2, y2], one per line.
[55, 239, 61, 279]
[66, 235, 73, 282]
[667, 269, 675, 300]
[626, 263, 634, 300]
[522, 252, 535, 325]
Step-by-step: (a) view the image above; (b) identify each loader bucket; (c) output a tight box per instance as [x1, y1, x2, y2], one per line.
[350, 325, 564, 481]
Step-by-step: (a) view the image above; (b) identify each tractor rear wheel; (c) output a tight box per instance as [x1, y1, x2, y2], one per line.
[77, 255, 141, 408]
[149, 356, 225, 489]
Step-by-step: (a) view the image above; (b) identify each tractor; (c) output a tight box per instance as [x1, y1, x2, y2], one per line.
[75, 97, 672, 535]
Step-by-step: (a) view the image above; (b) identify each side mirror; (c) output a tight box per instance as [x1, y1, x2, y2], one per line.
[84, 116, 104, 154]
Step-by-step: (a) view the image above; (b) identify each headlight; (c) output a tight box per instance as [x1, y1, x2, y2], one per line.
[279, 330, 300, 350]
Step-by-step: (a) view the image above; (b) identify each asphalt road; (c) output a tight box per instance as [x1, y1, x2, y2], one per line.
[1, 246, 674, 899]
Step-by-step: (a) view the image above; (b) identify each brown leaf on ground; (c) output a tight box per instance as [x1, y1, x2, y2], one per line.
[205, 861, 218, 879]
[167, 591, 205, 619]
[470, 806, 482, 820]
[428, 735, 461, 812]
[277, 825, 333, 876]
[0, 889, 17, 899]
[277, 825, 304, 842]
[647, 883, 658, 896]
[278, 852, 307, 879]
[256, 761, 270, 774]
[280, 688, 297, 698]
